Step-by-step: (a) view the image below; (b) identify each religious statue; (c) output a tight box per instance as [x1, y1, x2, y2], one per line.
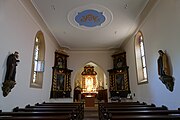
[157, 50, 174, 92]
[2, 51, 20, 97]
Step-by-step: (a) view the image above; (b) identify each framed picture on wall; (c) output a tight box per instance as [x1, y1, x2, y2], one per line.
[115, 73, 124, 91]
[56, 73, 65, 91]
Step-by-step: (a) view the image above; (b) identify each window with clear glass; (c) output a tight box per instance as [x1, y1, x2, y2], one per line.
[134, 31, 148, 84]
[30, 31, 45, 88]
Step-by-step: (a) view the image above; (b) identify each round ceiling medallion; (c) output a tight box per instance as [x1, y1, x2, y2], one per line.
[68, 4, 113, 30]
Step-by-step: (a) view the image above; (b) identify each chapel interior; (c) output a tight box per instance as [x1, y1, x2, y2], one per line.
[0, 0, 180, 119]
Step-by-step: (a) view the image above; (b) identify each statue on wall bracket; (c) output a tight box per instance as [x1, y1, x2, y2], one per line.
[2, 51, 20, 97]
[157, 50, 174, 92]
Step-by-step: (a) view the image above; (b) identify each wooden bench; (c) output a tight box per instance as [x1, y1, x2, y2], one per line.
[36, 102, 84, 106]
[99, 105, 168, 113]
[99, 107, 168, 120]
[99, 103, 170, 120]
[107, 115, 180, 120]
[99, 103, 156, 107]
[13, 107, 77, 112]
[0, 115, 71, 120]
[101, 109, 180, 119]
[100, 101, 145, 105]
[27, 103, 84, 119]
[0, 111, 73, 117]
[12, 107, 82, 120]
[34, 102, 84, 112]
[107, 109, 180, 115]
[104, 106, 167, 110]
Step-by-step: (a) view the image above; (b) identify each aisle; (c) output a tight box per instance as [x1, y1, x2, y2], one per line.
[83, 105, 99, 120]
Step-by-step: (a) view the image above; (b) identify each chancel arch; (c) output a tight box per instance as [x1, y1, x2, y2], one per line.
[73, 61, 108, 102]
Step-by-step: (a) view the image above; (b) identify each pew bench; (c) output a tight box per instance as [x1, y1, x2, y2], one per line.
[12, 107, 82, 120]
[0, 115, 71, 120]
[99, 104, 168, 120]
[28, 104, 83, 118]
[107, 109, 180, 115]
[107, 115, 180, 120]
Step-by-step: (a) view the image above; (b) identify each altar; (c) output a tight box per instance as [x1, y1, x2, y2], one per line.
[85, 95, 95, 107]
[74, 65, 103, 104]
[81, 92, 97, 99]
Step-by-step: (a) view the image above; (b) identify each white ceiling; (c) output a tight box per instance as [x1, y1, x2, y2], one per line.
[32, 0, 149, 51]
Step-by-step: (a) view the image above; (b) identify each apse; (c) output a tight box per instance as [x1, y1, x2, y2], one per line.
[81, 65, 98, 93]
[74, 62, 107, 92]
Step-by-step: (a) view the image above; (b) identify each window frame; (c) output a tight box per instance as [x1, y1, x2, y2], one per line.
[30, 31, 45, 88]
[134, 31, 148, 84]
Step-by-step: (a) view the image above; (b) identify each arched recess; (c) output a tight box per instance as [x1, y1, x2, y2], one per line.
[73, 61, 108, 101]
[74, 61, 108, 90]
[30, 30, 45, 88]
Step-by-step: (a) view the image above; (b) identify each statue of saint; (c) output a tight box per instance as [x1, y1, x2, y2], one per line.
[157, 50, 174, 92]
[2, 51, 20, 97]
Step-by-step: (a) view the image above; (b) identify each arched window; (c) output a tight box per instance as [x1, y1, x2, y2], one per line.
[30, 31, 45, 88]
[134, 31, 148, 84]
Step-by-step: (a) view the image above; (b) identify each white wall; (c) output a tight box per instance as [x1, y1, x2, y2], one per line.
[124, 0, 180, 109]
[0, 0, 59, 111]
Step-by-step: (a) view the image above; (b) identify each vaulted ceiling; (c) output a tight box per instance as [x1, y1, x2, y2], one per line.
[31, 0, 153, 51]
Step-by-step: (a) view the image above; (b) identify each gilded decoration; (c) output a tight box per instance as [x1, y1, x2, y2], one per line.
[108, 52, 131, 98]
[50, 51, 72, 98]
[81, 65, 98, 93]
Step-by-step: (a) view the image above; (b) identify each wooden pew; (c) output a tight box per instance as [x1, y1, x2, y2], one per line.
[0, 111, 73, 117]
[99, 104, 168, 115]
[101, 109, 180, 119]
[107, 115, 180, 120]
[34, 102, 84, 112]
[104, 106, 167, 110]
[98, 102, 157, 119]
[98, 102, 151, 114]
[99, 103, 156, 107]
[100, 101, 144, 105]
[99, 106, 168, 120]
[12, 107, 81, 120]
[37, 102, 84, 106]
[13, 107, 77, 112]
[26, 104, 80, 110]
[99, 102, 180, 120]
[0, 115, 71, 120]
[107, 109, 180, 115]
[100, 108, 180, 120]
[99, 103, 169, 120]
[35, 102, 84, 117]
[34, 102, 85, 119]
[32, 102, 84, 119]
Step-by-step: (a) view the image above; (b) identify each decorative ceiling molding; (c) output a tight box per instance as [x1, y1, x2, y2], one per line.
[75, 9, 106, 27]
[68, 4, 113, 30]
